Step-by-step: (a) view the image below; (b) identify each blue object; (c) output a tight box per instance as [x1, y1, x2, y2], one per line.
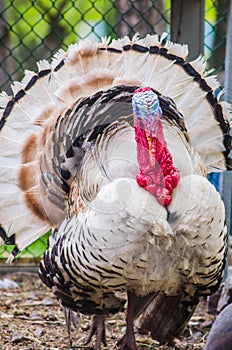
[207, 172, 220, 192]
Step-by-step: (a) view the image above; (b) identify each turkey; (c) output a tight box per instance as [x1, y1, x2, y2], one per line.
[0, 33, 231, 350]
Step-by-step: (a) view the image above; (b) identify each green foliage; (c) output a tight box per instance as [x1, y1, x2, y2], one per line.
[0, 231, 50, 260]
[4, 0, 117, 50]
[3, 0, 117, 82]
[18, 231, 50, 258]
[205, 0, 217, 23]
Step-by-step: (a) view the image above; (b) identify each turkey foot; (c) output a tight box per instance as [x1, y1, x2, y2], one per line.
[118, 333, 138, 350]
[84, 314, 106, 350]
[117, 291, 138, 350]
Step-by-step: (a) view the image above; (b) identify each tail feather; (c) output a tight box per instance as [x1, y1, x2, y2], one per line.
[136, 292, 199, 345]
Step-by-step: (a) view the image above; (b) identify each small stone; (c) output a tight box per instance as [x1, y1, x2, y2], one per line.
[0, 278, 19, 290]
[0, 311, 12, 319]
[34, 327, 43, 338]
[11, 332, 25, 343]
[31, 311, 41, 319]
[188, 331, 202, 341]
[201, 320, 213, 328]
[42, 297, 55, 306]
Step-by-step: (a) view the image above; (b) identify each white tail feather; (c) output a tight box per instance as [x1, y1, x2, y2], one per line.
[0, 33, 231, 255]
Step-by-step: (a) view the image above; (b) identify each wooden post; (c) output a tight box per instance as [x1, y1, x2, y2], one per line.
[171, 0, 205, 60]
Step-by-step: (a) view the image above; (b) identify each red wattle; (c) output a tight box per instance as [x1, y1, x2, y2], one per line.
[134, 114, 179, 207]
[136, 173, 148, 187]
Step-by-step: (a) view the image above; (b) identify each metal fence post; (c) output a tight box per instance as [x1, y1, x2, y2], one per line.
[225, 1, 232, 104]
[222, 1, 232, 281]
[171, 0, 205, 60]
[223, 0, 232, 226]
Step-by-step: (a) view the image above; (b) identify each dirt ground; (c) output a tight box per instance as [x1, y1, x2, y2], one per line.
[0, 270, 217, 350]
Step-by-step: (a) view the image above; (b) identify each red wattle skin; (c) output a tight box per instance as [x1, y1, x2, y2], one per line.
[134, 111, 180, 207]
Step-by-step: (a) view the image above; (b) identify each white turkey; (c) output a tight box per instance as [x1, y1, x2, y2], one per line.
[0, 33, 231, 350]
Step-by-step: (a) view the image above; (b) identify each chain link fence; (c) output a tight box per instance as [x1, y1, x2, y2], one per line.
[0, 0, 230, 262]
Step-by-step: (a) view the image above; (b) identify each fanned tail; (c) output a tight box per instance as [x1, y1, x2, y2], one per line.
[0, 33, 231, 260]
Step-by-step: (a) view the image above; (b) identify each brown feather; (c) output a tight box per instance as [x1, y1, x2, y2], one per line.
[21, 134, 38, 164]
[24, 191, 52, 224]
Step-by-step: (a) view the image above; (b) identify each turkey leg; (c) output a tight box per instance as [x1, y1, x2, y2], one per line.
[118, 291, 138, 350]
